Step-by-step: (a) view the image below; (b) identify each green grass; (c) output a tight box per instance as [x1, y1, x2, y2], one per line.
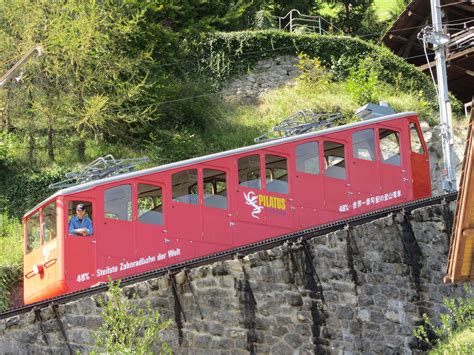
[431, 327, 474, 354]
[0, 212, 23, 310]
[320, 1, 400, 22]
[373, 0, 397, 21]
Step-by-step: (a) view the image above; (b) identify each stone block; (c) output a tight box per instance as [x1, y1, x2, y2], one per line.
[335, 305, 354, 320]
[369, 310, 385, 323]
[357, 309, 370, 322]
[208, 322, 225, 336]
[271, 341, 292, 355]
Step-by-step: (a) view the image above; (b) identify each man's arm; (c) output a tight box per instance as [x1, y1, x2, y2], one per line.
[85, 218, 93, 235]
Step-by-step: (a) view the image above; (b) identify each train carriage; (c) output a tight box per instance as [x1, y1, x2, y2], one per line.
[23, 111, 431, 304]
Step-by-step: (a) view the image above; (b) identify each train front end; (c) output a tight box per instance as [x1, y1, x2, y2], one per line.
[23, 197, 67, 304]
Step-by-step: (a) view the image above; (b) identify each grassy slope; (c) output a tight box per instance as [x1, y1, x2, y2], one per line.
[320, 0, 397, 21]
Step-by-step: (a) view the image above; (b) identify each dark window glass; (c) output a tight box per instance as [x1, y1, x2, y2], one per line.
[353, 129, 375, 161]
[380, 129, 401, 166]
[238, 155, 261, 189]
[410, 123, 425, 154]
[324, 141, 346, 179]
[265, 155, 288, 194]
[26, 212, 40, 254]
[203, 169, 228, 209]
[296, 142, 319, 174]
[104, 185, 132, 221]
[42, 202, 57, 243]
[172, 169, 198, 204]
[138, 184, 163, 225]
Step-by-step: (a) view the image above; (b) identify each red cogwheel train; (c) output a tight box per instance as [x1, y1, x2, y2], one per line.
[23, 112, 431, 304]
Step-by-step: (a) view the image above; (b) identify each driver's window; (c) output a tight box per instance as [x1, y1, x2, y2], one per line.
[68, 201, 94, 236]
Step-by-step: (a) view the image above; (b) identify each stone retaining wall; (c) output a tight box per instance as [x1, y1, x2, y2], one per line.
[0, 202, 471, 354]
[223, 55, 300, 103]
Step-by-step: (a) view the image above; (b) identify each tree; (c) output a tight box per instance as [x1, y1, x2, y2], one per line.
[93, 280, 172, 354]
[0, 0, 155, 163]
[326, 0, 375, 34]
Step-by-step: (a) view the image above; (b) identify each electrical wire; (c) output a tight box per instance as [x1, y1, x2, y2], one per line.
[418, 26, 440, 97]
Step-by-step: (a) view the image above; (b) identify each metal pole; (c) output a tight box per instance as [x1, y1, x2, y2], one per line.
[0, 46, 44, 87]
[430, 0, 457, 191]
[290, 10, 293, 33]
[318, 17, 322, 35]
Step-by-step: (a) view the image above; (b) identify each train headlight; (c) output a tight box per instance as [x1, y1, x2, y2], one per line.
[32, 264, 44, 275]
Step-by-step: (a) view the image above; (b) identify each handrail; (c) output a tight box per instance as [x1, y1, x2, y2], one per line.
[275, 8, 326, 34]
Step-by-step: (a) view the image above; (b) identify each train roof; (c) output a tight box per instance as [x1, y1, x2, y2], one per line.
[24, 111, 416, 218]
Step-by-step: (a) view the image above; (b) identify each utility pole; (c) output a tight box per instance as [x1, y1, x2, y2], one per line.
[423, 0, 457, 191]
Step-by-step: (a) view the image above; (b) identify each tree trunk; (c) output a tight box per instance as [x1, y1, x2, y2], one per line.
[28, 129, 36, 164]
[47, 118, 55, 162]
[77, 139, 86, 161]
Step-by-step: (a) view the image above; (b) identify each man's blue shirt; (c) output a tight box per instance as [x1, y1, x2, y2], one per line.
[68, 216, 93, 235]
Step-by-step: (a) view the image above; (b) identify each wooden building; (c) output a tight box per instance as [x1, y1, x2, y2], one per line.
[382, 0, 474, 103]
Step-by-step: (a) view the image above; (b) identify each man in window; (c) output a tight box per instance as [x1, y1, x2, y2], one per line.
[69, 204, 93, 236]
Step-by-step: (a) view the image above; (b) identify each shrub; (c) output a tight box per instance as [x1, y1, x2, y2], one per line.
[93, 280, 172, 354]
[414, 284, 474, 353]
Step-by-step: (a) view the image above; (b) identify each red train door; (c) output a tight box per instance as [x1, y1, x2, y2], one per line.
[169, 168, 202, 244]
[135, 180, 167, 258]
[322, 139, 352, 221]
[234, 154, 268, 245]
[64, 198, 96, 288]
[293, 141, 324, 228]
[408, 121, 431, 198]
[101, 183, 136, 261]
[263, 152, 293, 230]
[349, 128, 381, 213]
[378, 126, 408, 204]
[201, 166, 233, 248]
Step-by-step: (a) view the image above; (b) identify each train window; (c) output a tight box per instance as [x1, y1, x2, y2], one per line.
[26, 211, 40, 254]
[352, 129, 375, 161]
[266, 155, 288, 194]
[68, 201, 94, 235]
[324, 141, 346, 179]
[296, 142, 320, 174]
[104, 185, 132, 221]
[238, 155, 261, 189]
[380, 129, 401, 166]
[203, 169, 228, 209]
[172, 169, 198, 204]
[410, 123, 425, 155]
[138, 184, 163, 225]
[42, 202, 57, 243]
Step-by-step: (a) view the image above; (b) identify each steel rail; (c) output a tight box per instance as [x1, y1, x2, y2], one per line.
[0, 192, 457, 320]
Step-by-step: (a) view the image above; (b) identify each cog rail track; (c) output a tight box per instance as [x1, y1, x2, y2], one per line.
[0, 192, 457, 320]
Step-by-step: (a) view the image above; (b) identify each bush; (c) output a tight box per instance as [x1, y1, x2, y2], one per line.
[93, 280, 172, 354]
[414, 284, 474, 353]
[190, 30, 436, 104]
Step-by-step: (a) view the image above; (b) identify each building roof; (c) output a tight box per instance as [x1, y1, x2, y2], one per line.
[382, 0, 474, 103]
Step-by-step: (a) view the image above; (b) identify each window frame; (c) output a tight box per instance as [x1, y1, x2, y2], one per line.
[137, 182, 165, 226]
[104, 184, 133, 222]
[67, 199, 95, 236]
[378, 128, 402, 166]
[238, 154, 262, 190]
[202, 168, 228, 209]
[323, 140, 347, 180]
[172, 168, 199, 205]
[296, 141, 320, 175]
[352, 128, 376, 162]
[409, 122, 425, 155]
[265, 153, 289, 194]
